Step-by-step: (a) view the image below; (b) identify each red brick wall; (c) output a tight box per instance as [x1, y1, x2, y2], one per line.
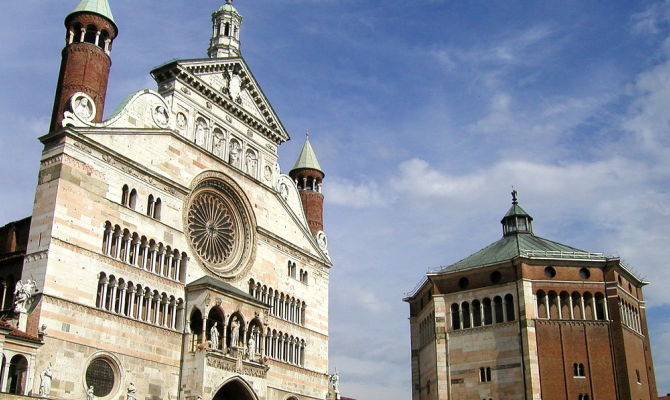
[299, 190, 324, 235]
[536, 321, 617, 400]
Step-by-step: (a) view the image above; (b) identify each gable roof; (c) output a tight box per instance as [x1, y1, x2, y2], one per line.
[187, 276, 268, 307]
[150, 57, 289, 145]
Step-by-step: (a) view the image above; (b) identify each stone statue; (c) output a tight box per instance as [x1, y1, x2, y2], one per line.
[210, 322, 220, 350]
[87, 386, 95, 400]
[230, 318, 240, 347]
[229, 141, 240, 167]
[39, 363, 53, 397]
[126, 382, 137, 400]
[176, 112, 187, 129]
[213, 133, 225, 157]
[247, 334, 256, 360]
[329, 372, 340, 396]
[195, 120, 207, 146]
[14, 279, 37, 313]
[246, 151, 258, 175]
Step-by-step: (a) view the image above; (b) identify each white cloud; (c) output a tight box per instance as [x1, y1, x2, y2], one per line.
[325, 177, 389, 208]
[632, 0, 670, 35]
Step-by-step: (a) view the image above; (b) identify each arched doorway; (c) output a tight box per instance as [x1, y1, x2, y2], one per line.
[7, 354, 28, 394]
[213, 378, 257, 400]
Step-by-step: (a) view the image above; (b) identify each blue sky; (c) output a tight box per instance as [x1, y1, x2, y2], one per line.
[2, 1, 670, 399]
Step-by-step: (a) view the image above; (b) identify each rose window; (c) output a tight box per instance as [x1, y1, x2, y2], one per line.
[187, 192, 236, 264]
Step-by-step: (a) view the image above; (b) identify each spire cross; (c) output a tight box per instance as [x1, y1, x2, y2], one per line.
[306, 129, 311, 140]
[511, 189, 518, 205]
[226, 0, 233, 4]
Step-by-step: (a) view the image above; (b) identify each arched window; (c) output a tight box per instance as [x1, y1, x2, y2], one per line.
[129, 189, 138, 209]
[190, 308, 203, 351]
[121, 185, 129, 206]
[505, 294, 515, 321]
[99, 30, 109, 50]
[583, 292, 594, 320]
[84, 24, 97, 44]
[595, 293, 607, 320]
[494, 296, 504, 323]
[461, 302, 471, 329]
[224, 22, 231, 36]
[548, 291, 559, 319]
[7, 355, 28, 395]
[536, 291, 547, 319]
[472, 299, 482, 327]
[72, 23, 83, 43]
[147, 195, 155, 217]
[451, 303, 460, 330]
[153, 198, 162, 220]
[572, 292, 583, 320]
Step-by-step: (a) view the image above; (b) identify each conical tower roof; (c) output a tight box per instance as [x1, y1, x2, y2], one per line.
[68, 0, 115, 25]
[291, 138, 323, 174]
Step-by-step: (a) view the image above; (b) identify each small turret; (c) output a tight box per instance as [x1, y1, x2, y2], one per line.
[501, 190, 534, 236]
[289, 137, 325, 236]
[49, 0, 118, 132]
[208, 0, 243, 58]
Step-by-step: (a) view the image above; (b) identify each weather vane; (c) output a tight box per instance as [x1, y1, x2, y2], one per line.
[511, 188, 518, 204]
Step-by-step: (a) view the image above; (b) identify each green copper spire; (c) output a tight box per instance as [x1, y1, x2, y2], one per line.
[218, 0, 240, 14]
[291, 137, 323, 173]
[68, 0, 115, 24]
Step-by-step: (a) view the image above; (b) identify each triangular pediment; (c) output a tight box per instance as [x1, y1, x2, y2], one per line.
[151, 57, 289, 144]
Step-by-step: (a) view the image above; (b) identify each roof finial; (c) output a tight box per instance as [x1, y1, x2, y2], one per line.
[226, 0, 233, 4]
[511, 189, 518, 205]
[306, 129, 311, 140]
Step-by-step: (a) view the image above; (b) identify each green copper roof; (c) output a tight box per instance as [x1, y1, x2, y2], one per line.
[217, 0, 239, 14]
[291, 139, 323, 173]
[504, 203, 531, 218]
[68, 0, 115, 24]
[437, 233, 591, 273]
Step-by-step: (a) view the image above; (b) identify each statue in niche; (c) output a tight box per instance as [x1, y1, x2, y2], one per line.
[39, 363, 53, 397]
[229, 141, 241, 167]
[14, 279, 37, 313]
[247, 333, 256, 360]
[126, 382, 137, 400]
[210, 322, 220, 350]
[87, 386, 95, 400]
[246, 151, 258, 176]
[195, 120, 208, 146]
[213, 132, 225, 157]
[176, 112, 187, 129]
[230, 317, 240, 347]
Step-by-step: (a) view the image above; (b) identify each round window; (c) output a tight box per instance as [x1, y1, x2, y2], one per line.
[185, 175, 256, 279]
[458, 277, 469, 289]
[579, 268, 590, 279]
[85, 358, 115, 397]
[544, 267, 557, 279]
[490, 271, 502, 283]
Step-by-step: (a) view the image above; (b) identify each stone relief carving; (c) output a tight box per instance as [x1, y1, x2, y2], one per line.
[86, 386, 95, 400]
[71, 92, 96, 122]
[152, 105, 170, 128]
[187, 192, 236, 264]
[279, 182, 289, 201]
[317, 231, 330, 259]
[263, 166, 272, 182]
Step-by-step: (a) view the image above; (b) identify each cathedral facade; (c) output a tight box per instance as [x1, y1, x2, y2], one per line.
[0, 1, 333, 399]
[405, 193, 658, 400]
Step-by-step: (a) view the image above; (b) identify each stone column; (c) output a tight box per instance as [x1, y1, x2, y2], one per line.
[591, 296, 597, 320]
[141, 244, 149, 269]
[166, 253, 174, 277]
[94, 31, 101, 46]
[568, 296, 574, 320]
[104, 227, 113, 255]
[127, 287, 135, 318]
[544, 296, 550, 319]
[557, 296, 563, 320]
[108, 282, 117, 312]
[603, 297, 610, 320]
[0, 282, 7, 310]
[118, 283, 127, 315]
[113, 233, 122, 259]
[579, 296, 586, 320]
[123, 237, 132, 263]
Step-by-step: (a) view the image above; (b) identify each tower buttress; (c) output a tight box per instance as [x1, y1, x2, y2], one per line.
[208, 0, 243, 58]
[289, 138, 325, 236]
[50, 0, 118, 132]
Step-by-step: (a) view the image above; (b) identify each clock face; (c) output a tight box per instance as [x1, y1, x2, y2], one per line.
[185, 175, 256, 279]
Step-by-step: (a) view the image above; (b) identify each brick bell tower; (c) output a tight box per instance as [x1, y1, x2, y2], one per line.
[50, 0, 118, 132]
[289, 137, 325, 236]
